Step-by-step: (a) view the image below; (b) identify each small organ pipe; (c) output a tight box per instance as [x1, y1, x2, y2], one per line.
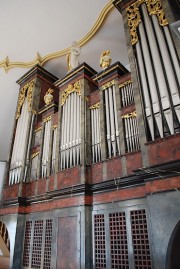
[105, 89, 111, 157]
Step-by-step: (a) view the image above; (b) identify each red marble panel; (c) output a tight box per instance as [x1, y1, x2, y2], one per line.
[91, 163, 103, 183]
[3, 184, 19, 200]
[148, 134, 180, 165]
[125, 151, 142, 175]
[37, 178, 47, 195]
[48, 176, 54, 192]
[57, 216, 78, 269]
[21, 181, 36, 197]
[57, 167, 80, 189]
[88, 90, 100, 107]
[106, 158, 122, 180]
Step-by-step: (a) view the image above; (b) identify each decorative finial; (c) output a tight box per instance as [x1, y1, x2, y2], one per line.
[100, 50, 112, 69]
[44, 88, 54, 105]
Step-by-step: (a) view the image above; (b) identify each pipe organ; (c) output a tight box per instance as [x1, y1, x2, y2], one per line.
[127, 0, 180, 140]
[89, 103, 101, 163]
[9, 81, 34, 185]
[51, 124, 57, 174]
[41, 117, 52, 178]
[60, 82, 81, 170]
[102, 81, 120, 158]
[2, 2, 180, 269]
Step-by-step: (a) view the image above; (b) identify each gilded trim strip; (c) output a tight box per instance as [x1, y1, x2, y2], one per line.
[52, 124, 58, 130]
[122, 111, 137, 118]
[0, 2, 114, 73]
[34, 127, 42, 132]
[31, 151, 39, 159]
[101, 80, 115, 90]
[43, 116, 51, 123]
[89, 102, 100, 109]
[119, 79, 132, 88]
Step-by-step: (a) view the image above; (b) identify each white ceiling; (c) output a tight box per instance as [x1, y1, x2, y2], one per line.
[0, 0, 129, 161]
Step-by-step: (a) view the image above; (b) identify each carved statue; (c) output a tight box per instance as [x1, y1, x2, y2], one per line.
[44, 88, 54, 105]
[100, 50, 112, 69]
[67, 41, 81, 72]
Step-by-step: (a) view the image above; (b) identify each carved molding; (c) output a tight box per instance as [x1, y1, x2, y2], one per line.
[61, 81, 81, 106]
[16, 80, 34, 119]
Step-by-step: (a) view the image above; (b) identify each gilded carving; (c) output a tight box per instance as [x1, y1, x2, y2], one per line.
[127, 0, 168, 46]
[61, 81, 81, 106]
[122, 111, 137, 118]
[44, 88, 54, 105]
[145, 0, 168, 26]
[126, 0, 143, 46]
[100, 50, 112, 69]
[119, 79, 132, 88]
[52, 124, 58, 130]
[16, 80, 34, 119]
[43, 116, 51, 123]
[31, 151, 39, 159]
[89, 102, 100, 110]
[102, 80, 115, 90]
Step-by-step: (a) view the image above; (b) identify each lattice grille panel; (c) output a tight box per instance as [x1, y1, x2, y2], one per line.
[94, 214, 106, 269]
[43, 219, 52, 269]
[23, 221, 32, 267]
[109, 212, 129, 269]
[31, 220, 43, 269]
[131, 209, 152, 269]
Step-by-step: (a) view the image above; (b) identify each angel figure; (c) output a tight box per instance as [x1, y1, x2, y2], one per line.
[100, 50, 112, 69]
[67, 41, 81, 72]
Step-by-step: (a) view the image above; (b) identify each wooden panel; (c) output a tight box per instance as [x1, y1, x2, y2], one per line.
[57, 216, 78, 269]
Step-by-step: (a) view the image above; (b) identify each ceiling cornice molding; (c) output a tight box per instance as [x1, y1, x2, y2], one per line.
[0, 2, 114, 73]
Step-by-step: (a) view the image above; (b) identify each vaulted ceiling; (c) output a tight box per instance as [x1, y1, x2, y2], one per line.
[0, 0, 129, 160]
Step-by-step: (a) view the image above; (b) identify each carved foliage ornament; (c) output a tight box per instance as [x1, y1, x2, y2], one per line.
[61, 81, 81, 106]
[16, 80, 34, 119]
[126, 0, 168, 46]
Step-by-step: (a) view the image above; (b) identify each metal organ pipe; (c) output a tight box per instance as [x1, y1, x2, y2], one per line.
[112, 85, 120, 154]
[135, 42, 154, 140]
[141, 4, 174, 135]
[104, 89, 111, 157]
[138, 22, 162, 124]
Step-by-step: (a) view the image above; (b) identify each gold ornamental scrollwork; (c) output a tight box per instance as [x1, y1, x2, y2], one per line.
[119, 79, 132, 88]
[16, 80, 34, 119]
[61, 80, 81, 106]
[89, 102, 100, 110]
[126, 0, 168, 46]
[122, 111, 137, 119]
[102, 80, 115, 90]
[126, 0, 143, 46]
[145, 0, 168, 26]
